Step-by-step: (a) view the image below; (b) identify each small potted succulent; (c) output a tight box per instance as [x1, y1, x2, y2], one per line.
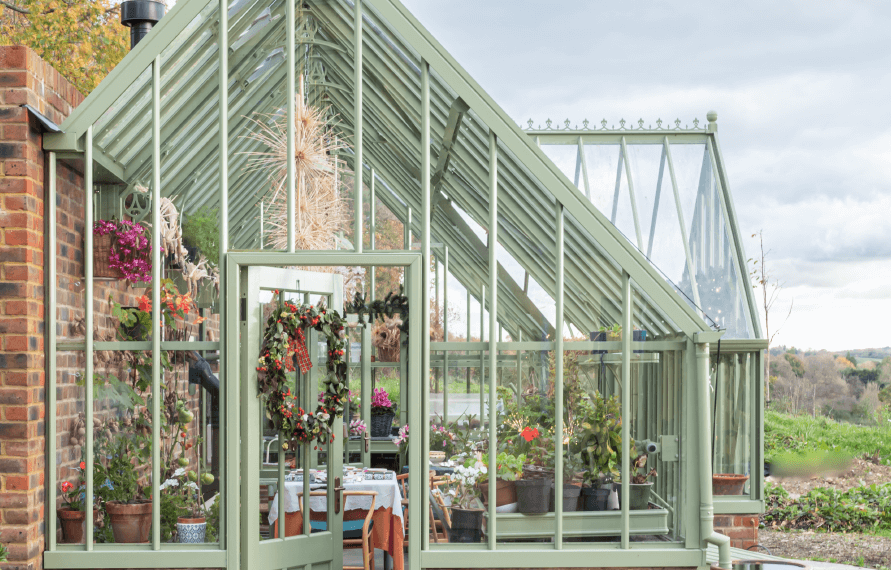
[58, 461, 100, 544]
[369, 387, 396, 437]
[448, 460, 488, 542]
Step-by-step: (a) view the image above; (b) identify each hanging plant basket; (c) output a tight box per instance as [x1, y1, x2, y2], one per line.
[94, 233, 124, 279]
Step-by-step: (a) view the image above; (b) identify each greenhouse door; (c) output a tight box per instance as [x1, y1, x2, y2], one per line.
[240, 265, 345, 570]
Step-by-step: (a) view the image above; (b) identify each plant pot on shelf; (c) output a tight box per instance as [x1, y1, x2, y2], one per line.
[369, 413, 395, 438]
[582, 486, 611, 511]
[448, 507, 484, 543]
[621, 482, 652, 510]
[106, 500, 152, 543]
[712, 473, 749, 496]
[177, 516, 207, 543]
[548, 482, 582, 512]
[58, 507, 100, 544]
[94, 233, 124, 279]
[515, 478, 551, 514]
[479, 478, 517, 508]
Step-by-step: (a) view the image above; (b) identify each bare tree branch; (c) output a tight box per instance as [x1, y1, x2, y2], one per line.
[0, 0, 31, 14]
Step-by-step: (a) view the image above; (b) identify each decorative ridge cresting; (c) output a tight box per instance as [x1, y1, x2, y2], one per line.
[523, 117, 708, 132]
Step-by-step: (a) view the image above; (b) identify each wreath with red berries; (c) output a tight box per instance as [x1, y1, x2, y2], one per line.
[256, 292, 348, 447]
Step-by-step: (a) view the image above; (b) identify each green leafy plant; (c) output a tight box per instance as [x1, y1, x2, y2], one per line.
[598, 323, 622, 340]
[0, 542, 8, 562]
[182, 207, 219, 267]
[763, 481, 891, 532]
[479, 452, 526, 482]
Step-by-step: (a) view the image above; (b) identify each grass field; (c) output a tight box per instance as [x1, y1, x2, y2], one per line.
[765, 410, 891, 463]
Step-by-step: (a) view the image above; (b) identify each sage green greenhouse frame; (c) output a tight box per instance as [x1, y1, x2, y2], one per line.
[41, 0, 769, 568]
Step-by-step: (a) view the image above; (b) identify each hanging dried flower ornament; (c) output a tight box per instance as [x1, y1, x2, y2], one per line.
[241, 78, 351, 252]
[256, 291, 349, 446]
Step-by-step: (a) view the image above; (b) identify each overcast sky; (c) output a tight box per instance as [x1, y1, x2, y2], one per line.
[401, 0, 891, 352]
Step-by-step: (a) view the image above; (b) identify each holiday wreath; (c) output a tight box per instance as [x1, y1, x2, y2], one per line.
[256, 292, 349, 447]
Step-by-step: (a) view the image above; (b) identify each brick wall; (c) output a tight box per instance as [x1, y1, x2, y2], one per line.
[0, 46, 218, 570]
[713, 514, 758, 550]
[0, 45, 83, 570]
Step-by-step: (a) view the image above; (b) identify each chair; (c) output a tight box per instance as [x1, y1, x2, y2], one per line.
[298, 491, 377, 570]
[396, 472, 410, 549]
[429, 475, 453, 543]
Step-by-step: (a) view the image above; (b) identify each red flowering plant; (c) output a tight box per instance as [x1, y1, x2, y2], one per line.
[93, 220, 152, 283]
[256, 291, 349, 449]
[60, 461, 89, 511]
[111, 278, 206, 343]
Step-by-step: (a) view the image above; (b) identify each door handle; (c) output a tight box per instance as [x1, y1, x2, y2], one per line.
[364, 431, 370, 453]
[333, 476, 344, 514]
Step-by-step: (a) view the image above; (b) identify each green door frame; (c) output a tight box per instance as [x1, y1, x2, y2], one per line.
[226, 252, 423, 570]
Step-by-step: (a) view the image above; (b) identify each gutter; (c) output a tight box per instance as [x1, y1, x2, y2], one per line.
[695, 334, 731, 568]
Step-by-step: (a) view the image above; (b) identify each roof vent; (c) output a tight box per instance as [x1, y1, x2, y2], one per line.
[121, 0, 166, 49]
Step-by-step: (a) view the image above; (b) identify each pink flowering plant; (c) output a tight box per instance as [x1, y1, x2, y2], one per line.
[430, 423, 458, 458]
[93, 220, 152, 283]
[370, 387, 396, 416]
[349, 419, 366, 436]
[393, 424, 409, 455]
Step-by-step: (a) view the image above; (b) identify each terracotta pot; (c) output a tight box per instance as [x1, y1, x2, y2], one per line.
[58, 507, 100, 544]
[479, 478, 517, 507]
[106, 500, 152, 543]
[177, 516, 207, 543]
[712, 473, 749, 496]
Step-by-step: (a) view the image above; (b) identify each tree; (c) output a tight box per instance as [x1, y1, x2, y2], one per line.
[749, 230, 792, 405]
[0, 0, 129, 94]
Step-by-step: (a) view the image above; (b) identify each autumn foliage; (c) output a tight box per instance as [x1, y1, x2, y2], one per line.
[0, 0, 130, 94]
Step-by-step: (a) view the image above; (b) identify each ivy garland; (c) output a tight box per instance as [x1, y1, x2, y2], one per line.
[256, 292, 349, 447]
[343, 287, 409, 332]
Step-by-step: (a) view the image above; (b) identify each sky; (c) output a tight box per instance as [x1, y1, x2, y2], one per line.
[400, 0, 891, 352]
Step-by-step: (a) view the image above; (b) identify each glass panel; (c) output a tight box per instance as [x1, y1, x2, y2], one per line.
[583, 143, 622, 215]
[712, 351, 753, 498]
[55, 351, 89, 545]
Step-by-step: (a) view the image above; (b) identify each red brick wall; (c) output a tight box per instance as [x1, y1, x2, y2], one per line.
[0, 46, 218, 569]
[713, 514, 758, 550]
[1, 45, 83, 570]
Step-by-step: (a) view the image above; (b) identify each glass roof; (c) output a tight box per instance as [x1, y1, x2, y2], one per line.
[58, 0, 743, 340]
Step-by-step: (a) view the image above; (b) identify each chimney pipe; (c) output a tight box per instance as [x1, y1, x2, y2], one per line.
[121, 0, 166, 49]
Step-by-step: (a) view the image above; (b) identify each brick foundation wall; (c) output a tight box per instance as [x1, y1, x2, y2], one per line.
[713, 514, 758, 550]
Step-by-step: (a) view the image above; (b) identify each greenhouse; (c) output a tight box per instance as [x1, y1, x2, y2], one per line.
[12, 0, 766, 569]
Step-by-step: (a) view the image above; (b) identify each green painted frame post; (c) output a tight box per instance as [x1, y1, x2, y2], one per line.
[621, 271, 631, 549]
[420, 56, 432, 552]
[151, 54, 163, 551]
[442, 245, 449, 423]
[46, 151, 57, 551]
[286, 0, 295, 252]
[486, 129, 498, 550]
[84, 126, 94, 550]
[554, 200, 564, 549]
[353, 0, 363, 253]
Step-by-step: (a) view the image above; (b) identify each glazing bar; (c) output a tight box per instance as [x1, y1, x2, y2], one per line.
[420, 58, 431, 551]
[479, 284, 485, 425]
[554, 201, 564, 549]
[151, 56, 162, 550]
[219, 0, 233, 555]
[84, 126, 94, 550]
[621, 272, 632, 548]
[370, 168, 375, 297]
[354, 0, 363, 253]
[286, 0, 295, 252]
[442, 245, 448, 424]
[46, 151, 57, 550]
[620, 136, 644, 250]
[487, 130, 498, 550]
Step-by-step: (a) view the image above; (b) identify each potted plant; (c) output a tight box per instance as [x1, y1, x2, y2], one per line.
[92, 220, 153, 283]
[182, 206, 219, 267]
[621, 453, 657, 510]
[95, 434, 153, 543]
[448, 461, 487, 542]
[160, 465, 215, 543]
[478, 452, 525, 508]
[430, 424, 458, 459]
[369, 387, 396, 437]
[569, 392, 624, 511]
[553, 453, 584, 512]
[58, 462, 99, 544]
[514, 427, 553, 514]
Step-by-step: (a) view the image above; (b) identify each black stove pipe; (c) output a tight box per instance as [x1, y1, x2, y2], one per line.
[121, 0, 166, 49]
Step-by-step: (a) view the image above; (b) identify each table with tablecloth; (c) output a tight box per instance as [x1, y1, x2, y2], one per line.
[269, 478, 405, 570]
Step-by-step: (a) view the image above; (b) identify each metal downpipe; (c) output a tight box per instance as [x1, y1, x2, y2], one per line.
[696, 342, 731, 568]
